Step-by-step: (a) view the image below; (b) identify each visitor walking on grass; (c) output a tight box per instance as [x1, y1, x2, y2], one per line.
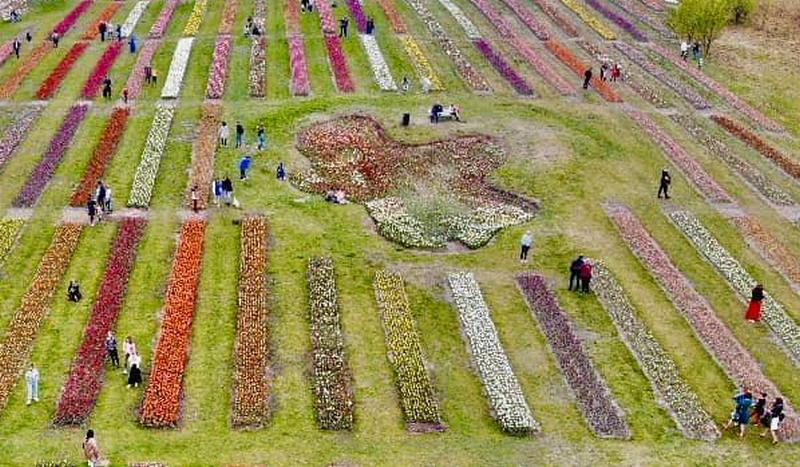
[582, 68, 592, 89]
[213, 177, 222, 206]
[222, 176, 233, 206]
[219, 121, 229, 147]
[339, 17, 349, 38]
[580, 260, 593, 293]
[68, 280, 82, 302]
[99, 22, 107, 42]
[87, 198, 97, 226]
[723, 387, 753, 437]
[104, 185, 113, 214]
[752, 392, 768, 426]
[745, 284, 764, 322]
[127, 352, 142, 388]
[257, 125, 266, 150]
[761, 397, 784, 444]
[277, 162, 286, 181]
[123, 336, 137, 374]
[239, 155, 252, 181]
[128, 33, 137, 54]
[569, 255, 584, 291]
[657, 168, 671, 199]
[105, 331, 119, 368]
[235, 122, 245, 148]
[51, 32, 59, 48]
[12, 37, 20, 59]
[519, 231, 533, 263]
[25, 364, 39, 405]
[83, 429, 103, 467]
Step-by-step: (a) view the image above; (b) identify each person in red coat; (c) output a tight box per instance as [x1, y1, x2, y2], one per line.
[745, 284, 764, 322]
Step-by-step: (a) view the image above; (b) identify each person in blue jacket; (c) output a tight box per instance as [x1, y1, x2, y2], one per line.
[239, 155, 252, 181]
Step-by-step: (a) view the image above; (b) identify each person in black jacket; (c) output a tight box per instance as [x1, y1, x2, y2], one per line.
[657, 168, 671, 199]
[569, 255, 585, 291]
[583, 68, 592, 89]
[761, 397, 784, 444]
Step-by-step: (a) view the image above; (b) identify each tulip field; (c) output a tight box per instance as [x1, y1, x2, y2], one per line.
[2, 0, 800, 464]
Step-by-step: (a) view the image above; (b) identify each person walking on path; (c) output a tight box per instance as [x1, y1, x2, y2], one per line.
[257, 125, 266, 150]
[12, 37, 21, 59]
[191, 185, 199, 212]
[723, 388, 753, 437]
[657, 168, 671, 199]
[580, 260, 593, 293]
[519, 231, 533, 263]
[239, 155, 252, 181]
[219, 121, 229, 147]
[123, 336, 137, 374]
[745, 284, 764, 322]
[82, 430, 103, 467]
[68, 280, 82, 302]
[25, 364, 39, 405]
[235, 122, 245, 148]
[582, 68, 592, 89]
[104, 185, 113, 214]
[569, 255, 585, 291]
[761, 397, 785, 444]
[105, 331, 119, 368]
[87, 198, 97, 226]
[339, 17, 349, 38]
[276, 162, 286, 181]
[127, 352, 142, 388]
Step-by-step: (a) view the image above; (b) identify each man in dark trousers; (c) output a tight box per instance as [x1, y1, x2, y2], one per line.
[583, 68, 592, 89]
[569, 255, 585, 291]
[99, 22, 107, 41]
[12, 37, 21, 59]
[339, 17, 349, 38]
[658, 168, 671, 199]
[235, 122, 245, 148]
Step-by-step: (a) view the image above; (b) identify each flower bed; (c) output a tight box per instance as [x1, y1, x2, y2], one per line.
[528, 0, 579, 37]
[374, 270, 445, 431]
[218, 0, 239, 35]
[346, 0, 368, 33]
[324, 35, 355, 93]
[400, 37, 443, 91]
[671, 114, 794, 206]
[249, 36, 267, 97]
[710, 114, 800, 181]
[648, 43, 783, 132]
[231, 216, 271, 429]
[0, 218, 24, 265]
[436, 0, 481, 39]
[288, 35, 310, 96]
[54, 218, 147, 426]
[613, 41, 710, 109]
[375, 0, 406, 33]
[149, 0, 181, 38]
[186, 102, 221, 210]
[544, 40, 620, 102]
[206, 35, 233, 99]
[448, 272, 539, 434]
[82, 2, 122, 40]
[139, 219, 207, 428]
[638, 0, 664, 11]
[516, 272, 631, 439]
[161, 37, 194, 98]
[591, 261, 719, 440]
[0, 223, 82, 413]
[182, 0, 208, 36]
[285, 0, 302, 35]
[584, 0, 647, 41]
[127, 102, 176, 208]
[81, 41, 124, 98]
[359, 34, 397, 91]
[0, 104, 43, 170]
[35, 41, 90, 100]
[71, 106, 130, 207]
[559, 0, 616, 39]
[0, 42, 49, 98]
[121, 1, 150, 38]
[307, 257, 354, 430]
[499, 0, 550, 40]
[14, 103, 90, 208]
[316, 0, 337, 34]
[606, 203, 800, 441]
[474, 39, 534, 96]
[366, 197, 445, 248]
[668, 210, 800, 363]
[55, 0, 94, 36]
[607, 0, 672, 37]
[730, 215, 800, 291]
[623, 107, 732, 203]
[402, 0, 490, 92]
[126, 39, 158, 99]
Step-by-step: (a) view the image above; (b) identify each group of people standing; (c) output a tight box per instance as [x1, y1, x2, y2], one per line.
[105, 331, 142, 388]
[87, 181, 113, 226]
[516, 235, 593, 293]
[723, 388, 784, 443]
[680, 40, 704, 68]
[97, 21, 122, 42]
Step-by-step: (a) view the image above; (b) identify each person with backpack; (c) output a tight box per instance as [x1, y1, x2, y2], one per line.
[580, 260, 593, 293]
[569, 255, 584, 291]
